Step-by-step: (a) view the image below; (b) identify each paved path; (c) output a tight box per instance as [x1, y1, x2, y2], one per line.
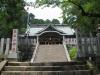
[34, 45, 68, 63]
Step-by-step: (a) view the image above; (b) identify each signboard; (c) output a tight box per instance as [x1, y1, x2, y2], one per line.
[11, 29, 18, 52]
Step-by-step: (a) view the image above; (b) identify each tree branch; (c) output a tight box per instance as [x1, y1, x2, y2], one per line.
[68, 0, 100, 17]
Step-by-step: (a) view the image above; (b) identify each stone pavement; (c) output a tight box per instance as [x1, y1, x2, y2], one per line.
[34, 45, 67, 63]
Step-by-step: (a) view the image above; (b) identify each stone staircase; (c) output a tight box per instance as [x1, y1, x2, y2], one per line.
[1, 61, 92, 75]
[34, 45, 68, 63]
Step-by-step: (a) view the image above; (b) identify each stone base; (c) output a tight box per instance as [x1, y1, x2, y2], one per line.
[8, 51, 18, 61]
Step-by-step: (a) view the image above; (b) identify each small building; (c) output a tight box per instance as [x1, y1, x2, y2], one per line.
[24, 24, 76, 45]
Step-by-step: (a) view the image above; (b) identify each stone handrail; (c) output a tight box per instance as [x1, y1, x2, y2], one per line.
[30, 43, 39, 63]
[63, 42, 71, 62]
[0, 60, 8, 74]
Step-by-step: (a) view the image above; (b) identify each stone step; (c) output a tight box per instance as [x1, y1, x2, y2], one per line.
[4, 65, 88, 71]
[7, 61, 86, 66]
[1, 70, 91, 75]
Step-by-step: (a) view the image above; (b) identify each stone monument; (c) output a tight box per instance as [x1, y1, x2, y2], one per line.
[8, 29, 18, 61]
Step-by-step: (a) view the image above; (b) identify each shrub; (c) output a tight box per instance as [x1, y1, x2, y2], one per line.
[69, 47, 77, 60]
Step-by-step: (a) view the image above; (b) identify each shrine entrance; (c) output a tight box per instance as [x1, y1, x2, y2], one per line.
[39, 32, 63, 44]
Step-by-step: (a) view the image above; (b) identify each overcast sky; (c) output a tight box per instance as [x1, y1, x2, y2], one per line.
[24, 0, 63, 23]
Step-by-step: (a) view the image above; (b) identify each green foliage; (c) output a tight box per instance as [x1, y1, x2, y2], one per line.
[29, 13, 60, 25]
[69, 47, 77, 60]
[52, 19, 60, 24]
[0, 0, 27, 37]
[61, 0, 100, 36]
[44, 19, 52, 24]
[35, 0, 100, 36]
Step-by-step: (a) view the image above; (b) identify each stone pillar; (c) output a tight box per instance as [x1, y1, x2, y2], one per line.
[37, 36, 39, 44]
[63, 36, 65, 44]
[8, 29, 18, 61]
[33, 39, 36, 45]
[5, 38, 10, 56]
[0, 38, 4, 55]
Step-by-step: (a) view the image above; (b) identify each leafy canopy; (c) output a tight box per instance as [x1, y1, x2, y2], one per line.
[0, 0, 27, 37]
[35, 0, 100, 36]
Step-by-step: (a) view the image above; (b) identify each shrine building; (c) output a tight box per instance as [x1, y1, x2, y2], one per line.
[26, 24, 76, 45]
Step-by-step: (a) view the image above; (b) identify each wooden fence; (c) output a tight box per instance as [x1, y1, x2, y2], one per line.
[0, 38, 77, 56]
[0, 37, 100, 62]
[0, 38, 11, 56]
[18, 37, 36, 61]
[76, 37, 100, 62]
[0, 37, 36, 61]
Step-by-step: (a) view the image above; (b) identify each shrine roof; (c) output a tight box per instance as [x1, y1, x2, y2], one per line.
[28, 24, 75, 36]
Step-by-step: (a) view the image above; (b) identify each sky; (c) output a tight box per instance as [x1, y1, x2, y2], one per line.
[24, 0, 63, 23]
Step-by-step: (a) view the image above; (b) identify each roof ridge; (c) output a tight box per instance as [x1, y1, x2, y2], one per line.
[30, 24, 69, 27]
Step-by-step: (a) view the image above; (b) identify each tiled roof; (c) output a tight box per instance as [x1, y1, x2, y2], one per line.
[28, 24, 75, 36]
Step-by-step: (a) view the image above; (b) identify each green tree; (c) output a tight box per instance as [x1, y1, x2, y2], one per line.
[32, 19, 45, 24]
[29, 13, 35, 25]
[35, 0, 100, 36]
[0, 0, 27, 37]
[28, 13, 60, 25]
[52, 19, 60, 24]
[28, 13, 52, 25]
[44, 19, 52, 24]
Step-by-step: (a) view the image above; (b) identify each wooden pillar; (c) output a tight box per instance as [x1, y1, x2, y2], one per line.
[0, 38, 4, 55]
